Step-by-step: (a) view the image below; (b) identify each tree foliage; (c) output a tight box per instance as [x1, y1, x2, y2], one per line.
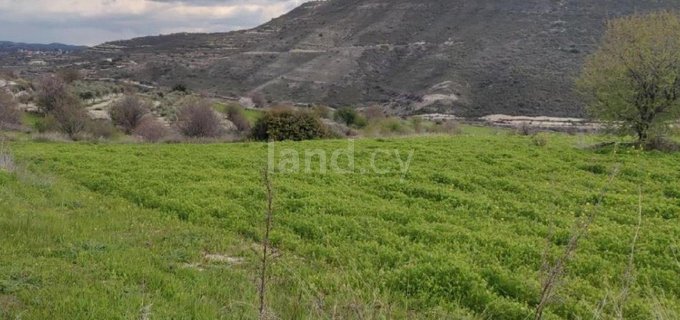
[577, 11, 680, 143]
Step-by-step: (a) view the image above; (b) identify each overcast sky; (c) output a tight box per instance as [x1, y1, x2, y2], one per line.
[0, 0, 306, 46]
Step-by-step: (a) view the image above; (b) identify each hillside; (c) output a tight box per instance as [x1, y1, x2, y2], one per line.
[0, 41, 86, 53]
[2, 133, 679, 318]
[88, 0, 680, 117]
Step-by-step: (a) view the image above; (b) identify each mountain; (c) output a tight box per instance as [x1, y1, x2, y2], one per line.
[89, 0, 680, 117]
[0, 41, 86, 53]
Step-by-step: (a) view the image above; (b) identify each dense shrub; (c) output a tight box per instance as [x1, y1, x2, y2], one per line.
[175, 99, 223, 138]
[0, 91, 21, 129]
[224, 104, 251, 132]
[35, 74, 69, 114]
[251, 108, 328, 141]
[334, 107, 367, 128]
[110, 95, 150, 134]
[134, 116, 169, 142]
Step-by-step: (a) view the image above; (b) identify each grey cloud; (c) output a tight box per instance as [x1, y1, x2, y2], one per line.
[0, 0, 304, 46]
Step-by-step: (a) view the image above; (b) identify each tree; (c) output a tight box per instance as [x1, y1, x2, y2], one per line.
[175, 99, 223, 138]
[110, 95, 150, 134]
[577, 11, 680, 145]
[52, 95, 88, 139]
[35, 74, 69, 114]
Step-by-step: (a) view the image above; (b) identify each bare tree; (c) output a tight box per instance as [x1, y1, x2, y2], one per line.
[0, 91, 21, 129]
[175, 99, 223, 138]
[134, 116, 169, 142]
[52, 95, 88, 139]
[35, 74, 69, 114]
[110, 95, 150, 134]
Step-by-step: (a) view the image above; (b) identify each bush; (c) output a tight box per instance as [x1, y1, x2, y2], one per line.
[35, 74, 69, 114]
[52, 96, 88, 139]
[363, 105, 386, 120]
[175, 99, 223, 138]
[86, 120, 117, 140]
[33, 115, 59, 133]
[311, 105, 333, 119]
[334, 107, 367, 128]
[56, 68, 82, 84]
[249, 91, 267, 108]
[134, 116, 169, 142]
[110, 95, 150, 134]
[251, 108, 328, 141]
[172, 83, 189, 93]
[224, 104, 252, 132]
[0, 91, 21, 129]
[516, 123, 534, 136]
[531, 133, 549, 147]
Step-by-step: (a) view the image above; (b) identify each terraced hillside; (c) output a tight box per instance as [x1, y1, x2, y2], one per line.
[89, 0, 680, 117]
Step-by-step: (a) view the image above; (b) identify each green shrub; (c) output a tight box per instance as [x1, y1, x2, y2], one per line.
[532, 133, 549, 147]
[334, 107, 367, 128]
[251, 108, 327, 141]
[33, 115, 59, 133]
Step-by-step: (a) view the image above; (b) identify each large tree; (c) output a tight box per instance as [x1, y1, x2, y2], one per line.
[577, 11, 680, 144]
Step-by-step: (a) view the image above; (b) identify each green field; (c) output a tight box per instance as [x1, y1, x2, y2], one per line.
[1, 131, 679, 319]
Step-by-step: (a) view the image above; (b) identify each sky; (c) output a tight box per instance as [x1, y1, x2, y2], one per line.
[0, 0, 306, 46]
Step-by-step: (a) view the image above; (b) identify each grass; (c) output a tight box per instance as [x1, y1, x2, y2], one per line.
[1, 131, 679, 319]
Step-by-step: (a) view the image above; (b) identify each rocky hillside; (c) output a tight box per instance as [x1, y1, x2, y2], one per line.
[89, 0, 680, 117]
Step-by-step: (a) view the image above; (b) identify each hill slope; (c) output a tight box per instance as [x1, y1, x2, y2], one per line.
[0, 41, 86, 53]
[91, 0, 680, 117]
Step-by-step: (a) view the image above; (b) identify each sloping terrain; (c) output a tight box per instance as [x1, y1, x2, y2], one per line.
[89, 0, 680, 117]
